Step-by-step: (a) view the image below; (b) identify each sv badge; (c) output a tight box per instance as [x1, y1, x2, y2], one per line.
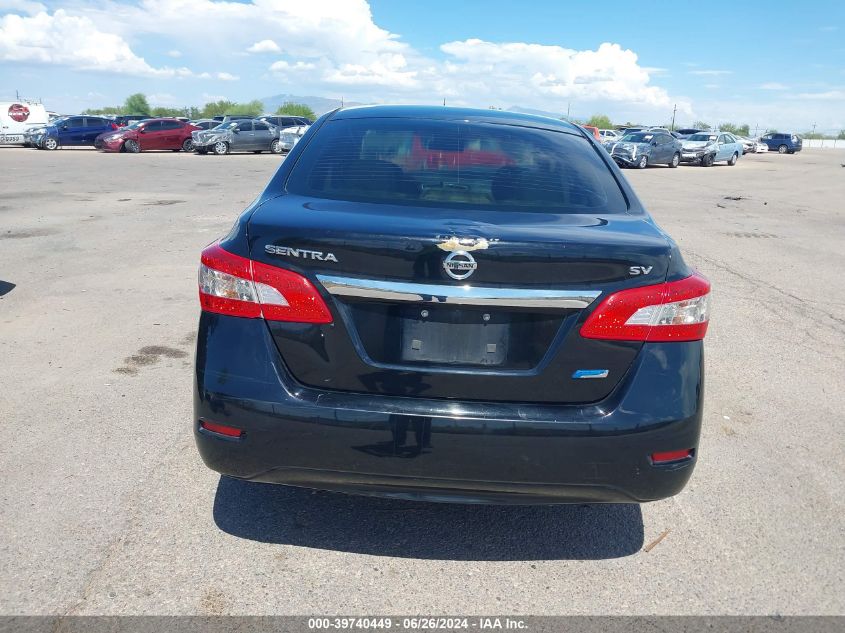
[629, 266, 653, 276]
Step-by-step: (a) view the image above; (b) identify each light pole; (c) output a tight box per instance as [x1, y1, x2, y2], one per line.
[670, 104, 677, 131]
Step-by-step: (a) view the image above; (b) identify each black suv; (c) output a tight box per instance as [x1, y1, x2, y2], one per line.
[114, 115, 150, 127]
[193, 106, 710, 504]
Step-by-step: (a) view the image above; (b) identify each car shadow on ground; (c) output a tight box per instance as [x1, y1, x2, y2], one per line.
[212, 476, 644, 561]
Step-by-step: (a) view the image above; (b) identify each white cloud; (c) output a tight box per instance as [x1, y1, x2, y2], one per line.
[0, 0, 45, 15]
[201, 92, 228, 102]
[269, 60, 316, 72]
[0, 9, 192, 77]
[758, 82, 788, 90]
[690, 70, 733, 76]
[196, 71, 239, 80]
[247, 39, 280, 53]
[427, 40, 680, 111]
[792, 89, 845, 100]
[148, 92, 178, 105]
[0, 0, 690, 122]
[167, 49, 182, 58]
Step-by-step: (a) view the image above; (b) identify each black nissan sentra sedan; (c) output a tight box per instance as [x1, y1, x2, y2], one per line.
[194, 105, 710, 504]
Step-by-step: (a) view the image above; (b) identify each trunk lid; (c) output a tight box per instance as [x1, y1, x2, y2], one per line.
[249, 195, 672, 404]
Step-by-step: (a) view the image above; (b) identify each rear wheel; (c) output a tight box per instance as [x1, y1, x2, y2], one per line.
[637, 155, 648, 169]
[124, 139, 140, 153]
[270, 139, 282, 154]
[43, 137, 58, 151]
[778, 144, 788, 154]
[669, 152, 680, 168]
[181, 138, 193, 152]
[701, 153, 714, 167]
[212, 141, 228, 155]
[728, 152, 738, 166]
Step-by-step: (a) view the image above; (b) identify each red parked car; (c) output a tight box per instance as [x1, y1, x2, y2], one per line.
[94, 118, 199, 153]
[581, 125, 601, 141]
[401, 135, 514, 170]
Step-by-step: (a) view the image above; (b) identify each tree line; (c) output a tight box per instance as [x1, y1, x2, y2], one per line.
[82, 93, 316, 120]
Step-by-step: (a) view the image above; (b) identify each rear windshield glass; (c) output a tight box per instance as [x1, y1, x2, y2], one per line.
[284, 118, 628, 213]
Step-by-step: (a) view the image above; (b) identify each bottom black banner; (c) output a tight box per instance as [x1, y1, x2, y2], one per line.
[0, 616, 841, 633]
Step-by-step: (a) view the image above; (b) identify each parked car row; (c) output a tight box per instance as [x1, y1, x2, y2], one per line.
[192, 119, 305, 155]
[600, 126, 801, 169]
[14, 114, 311, 156]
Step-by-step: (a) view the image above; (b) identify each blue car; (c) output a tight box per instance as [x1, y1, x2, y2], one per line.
[759, 132, 802, 154]
[36, 115, 118, 150]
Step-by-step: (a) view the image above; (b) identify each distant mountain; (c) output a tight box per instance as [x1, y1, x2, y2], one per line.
[259, 94, 366, 115]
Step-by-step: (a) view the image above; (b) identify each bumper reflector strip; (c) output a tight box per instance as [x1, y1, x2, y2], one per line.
[651, 449, 693, 464]
[200, 420, 244, 438]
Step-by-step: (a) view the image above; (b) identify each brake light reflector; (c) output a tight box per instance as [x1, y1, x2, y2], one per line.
[199, 243, 332, 323]
[580, 273, 710, 342]
[200, 419, 243, 438]
[651, 449, 693, 464]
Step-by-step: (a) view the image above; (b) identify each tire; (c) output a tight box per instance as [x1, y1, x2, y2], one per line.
[124, 139, 140, 153]
[777, 144, 788, 154]
[728, 152, 738, 166]
[669, 152, 680, 168]
[637, 155, 648, 169]
[212, 141, 228, 155]
[43, 136, 58, 151]
[270, 139, 282, 154]
[181, 138, 194, 152]
[701, 153, 714, 167]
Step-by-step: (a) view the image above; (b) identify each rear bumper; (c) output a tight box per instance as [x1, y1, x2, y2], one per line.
[98, 140, 123, 152]
[194, 314, 704, 504]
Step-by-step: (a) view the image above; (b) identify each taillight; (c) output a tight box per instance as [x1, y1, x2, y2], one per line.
[580, 273, 710, 342]
[198, 243, 332, 323]
[110, 122, 118, 130]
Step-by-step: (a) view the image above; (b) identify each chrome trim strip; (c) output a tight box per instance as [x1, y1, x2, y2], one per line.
[317, 275, 601, 309]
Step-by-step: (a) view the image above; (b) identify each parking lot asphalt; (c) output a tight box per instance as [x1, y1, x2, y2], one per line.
[0, 147, 842, 616]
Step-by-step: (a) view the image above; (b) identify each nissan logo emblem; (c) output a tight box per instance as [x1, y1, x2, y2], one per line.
[443, 251, 477, 280]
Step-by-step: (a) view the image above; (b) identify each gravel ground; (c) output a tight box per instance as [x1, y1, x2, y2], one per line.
[0, 146, 842, 615]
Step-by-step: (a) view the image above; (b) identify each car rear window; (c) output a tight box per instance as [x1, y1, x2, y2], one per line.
[284, 118, 628, 213]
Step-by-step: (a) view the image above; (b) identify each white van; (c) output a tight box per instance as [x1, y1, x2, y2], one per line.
[0, 101, 50, 145]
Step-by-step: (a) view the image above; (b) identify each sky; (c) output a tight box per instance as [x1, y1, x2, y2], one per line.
[0, 0, 843, 133]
